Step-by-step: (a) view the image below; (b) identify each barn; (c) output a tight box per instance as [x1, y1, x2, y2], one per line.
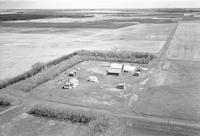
[123, 65, 136, 73]
[107, 63, 123, 76]
[107, 68, 121, 76]
[110, 63, 123, 69]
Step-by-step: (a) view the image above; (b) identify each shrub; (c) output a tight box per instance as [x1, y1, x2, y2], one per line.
[89, 116, 111, 135]
[0, 63, 45, 89]
[31, 62, 46, 75]
[0, 98, 11, 107]
[46, 51, 79, 66]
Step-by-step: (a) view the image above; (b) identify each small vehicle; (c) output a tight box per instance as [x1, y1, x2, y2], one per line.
[133, 71, 140, 76]
[117, 83, 127, 89]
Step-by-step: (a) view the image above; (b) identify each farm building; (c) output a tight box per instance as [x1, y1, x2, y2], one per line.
[133, 71, 140, 76]
[184, 13, 193, 16]
[74, 67, 81, 71]
[110, 63, 123, 69]
[107, 63, 123, 76]
[107, 68, 121, 76]
[68, 69, 77, 77]
[194, 14, 200, 17]
[117, 83, 127, 89]
[123, 65, 136, 73]
[62, 78, 79, 89]
[87, 76, 98, 82]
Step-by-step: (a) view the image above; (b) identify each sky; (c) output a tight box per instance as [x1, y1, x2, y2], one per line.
[0, 0, 200, 9]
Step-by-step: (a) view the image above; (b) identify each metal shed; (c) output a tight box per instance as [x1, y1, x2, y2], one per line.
[87, 76, 98, 82]
[110, 63, 123, 69]
[107, 68, 121, 76]
[68, 69, 77, 77]
[123, 65, 136, 73]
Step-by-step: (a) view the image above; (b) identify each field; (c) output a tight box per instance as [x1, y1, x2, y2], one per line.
[0, 9, 178, 80]
[134, 20, 200, 122]
[134, 61, 200, 121]
[0, 24, 175, 80]
[166, 21, 200, 61]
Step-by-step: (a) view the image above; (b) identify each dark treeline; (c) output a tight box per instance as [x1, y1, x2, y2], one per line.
[0, 13, 94, 21]
[0, 51, 80, 89]
[15, 56, 85, 92]
[0, 63, 45, 89]
[46, 51, 79, 66]
[28, 105, 95, 124]
[0, 14, 50, 21]
[28, 104, 110, 134]
[78, 50, 156, 64]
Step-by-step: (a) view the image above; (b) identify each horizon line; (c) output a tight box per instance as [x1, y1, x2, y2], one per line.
[1, 7, 200, 10]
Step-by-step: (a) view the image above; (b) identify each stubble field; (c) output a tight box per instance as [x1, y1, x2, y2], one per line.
[0, 9, 177, 80]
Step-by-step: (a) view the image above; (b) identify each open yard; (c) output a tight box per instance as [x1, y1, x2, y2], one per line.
[28, 60, 151, 111]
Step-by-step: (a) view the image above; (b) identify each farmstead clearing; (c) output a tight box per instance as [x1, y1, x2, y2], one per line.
[1, 9, 200, 136]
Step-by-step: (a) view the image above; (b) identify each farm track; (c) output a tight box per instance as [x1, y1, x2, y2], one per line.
[166, 58, 200, 63]
[158, 17, 182, 59]
[0, 104, 25, 124]
[2, 90, 200, 134]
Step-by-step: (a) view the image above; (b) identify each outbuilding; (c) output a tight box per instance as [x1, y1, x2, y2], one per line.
[133, 71, 140, 76]
[123, 65, 136, 73]
[68, 69, 77, 77]
[184, 13, 193, 16]
[87, 76, 98, 82]
[117, 83, 127, 89]
[107, 68, 121, 76]
[107, 63, 123, 76]
[110, 63, 123, 69]
[63, 78, 79, 89]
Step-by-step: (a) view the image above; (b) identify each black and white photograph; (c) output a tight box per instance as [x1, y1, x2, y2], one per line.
[0, 0, 200, 135]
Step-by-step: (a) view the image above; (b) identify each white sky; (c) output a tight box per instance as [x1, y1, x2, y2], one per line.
[0, 0, 200, 9]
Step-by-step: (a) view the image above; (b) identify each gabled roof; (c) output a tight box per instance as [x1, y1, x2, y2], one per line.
[68, 78, 79, 84]
[123, 65, 136, 72]
[110, 63, 123, 69]
[108, 68, 121, 74]
[87, 76, 98, 82]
